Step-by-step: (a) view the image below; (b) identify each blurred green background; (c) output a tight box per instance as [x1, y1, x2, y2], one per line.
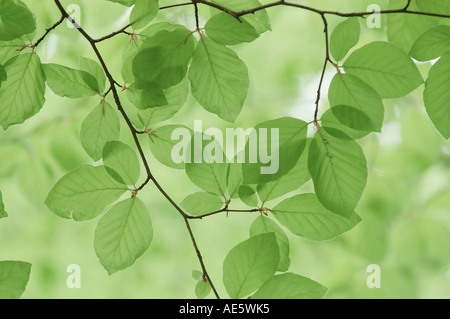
[0, 0, 449, 298]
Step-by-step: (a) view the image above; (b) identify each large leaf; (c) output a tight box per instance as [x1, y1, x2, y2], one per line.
[423, 52, 450, 139]
[273, 193, 362, 241]
[94, 197, 153, 274]
[132, 28, 194, 89]
[45, 165, 128, 221]
[130, 0, 159, 30]
[328, 73, 384, 133]
[43, 63, 100, 98]
[410, 25, 450, 62]
[242, 117, 308, 184]
[103, 141, 141, 186]
[251, 273, 327, 299]
[308, 132, 367, 217]
[205, 13, 259, 45]
[180, 192, 223, 216]
[223, 233, 279, 299]
[0, 261, 31, 299]
[344, 41, 423, 98]
[0, 191, 7, 219]
[80, 101, 121, 161]
[0, 39, 25, 64]
[250, 216, 290, 272]
[0, 53, 46, 130]
[330, 17, 360, 61]
[189, 38, 249, 123]
[0, 0, 35, 41]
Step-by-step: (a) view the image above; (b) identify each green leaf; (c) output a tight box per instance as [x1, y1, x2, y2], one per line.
[0, 191, 7, 219]
[0, 0, 36, 41]
[332, 104, 376, 132]
[180, 192, 223, 216]
[79, 56, 106, 93]
[132, 28, 195, 89]
[0, 64, 6, 84]
[0, 39, 25, 64]
[80, 101, 121, 161]
[0, 53, 46, 130]
[308, 132, 367, 217]
[273, 193, 362, 241]
[212, 0, 271, 34]
[94, 197, 153, 275]
[43, 63, 100, 98]
[130, 0, 159, 30]
[227, 162, 243, 199]
[328, 73, 384, 133]
[195, 280, 211, 299]
[423, 52, 450, 139]
[223, 233, 279, 299]
[45, 165, 128, 221]
[257, 140, 310, 204]
[192, 270, 203, 281]
[416, 0, 450, 15]
[0, 261, 31, 299]
[107, 0, 135, 6]
[205, 13, 259, 45]
[250, 216, 290, 272]
[103, 141, 140, 186]
[189, 38, 249, 123]
[410, 25, 450, 62]
[251, 273, 327, 299]
[127, 85, 168, 109]
[321, 109, 369, 140]
[149, 125, 193, 169]
[238, 186, 258, 207]
[242, 117, 308, 184]
[330, 17, 360, 61]
[344, 41, 423, 99]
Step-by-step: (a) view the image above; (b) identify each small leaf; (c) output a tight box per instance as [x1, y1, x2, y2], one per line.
[250, 216, 290, 272]
[223, 233, 279, 299]
[423, 52, 450, 139]
[0, 261, 32, 299]
[181, 192, 223, 216]
[80, 101, 121, 162]
[45, 165, 128, 221]
[79, 56, 106, 93]
[189, 38, 249, 123]
[192, 270, 203, 281]
[410, 25, 450, 62]
[43, 63, 100, 98]
[251, 273, 327, 299]
[273, 193, 362, 241]
[94, 197, 153, 275]
[130, 0, 159, 30]
[344, 41, 423, 98]
[330, 17, 360, 61]
[103, 141, 141, 186]
[308, 132, 367, 217]
[205, 13, 259, 45]
[238, 186, 258, 207]
[0, 0, 36, 41]
[195, 280, 212, 299]
[0, 191, 7, 219]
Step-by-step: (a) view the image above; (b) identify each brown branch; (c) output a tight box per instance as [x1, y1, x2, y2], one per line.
[32, 15, 65, 48]
[94, 23, 132, 43]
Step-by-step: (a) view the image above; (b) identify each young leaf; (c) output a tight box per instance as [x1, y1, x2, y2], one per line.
[45, 165, 128, 221]
[43, 63, 100, 98]
[242, 117, 308, 184]
[205, 13, 259, 45]
[79, 56, 106, 93]
[344, 41, 423, 99]
[251, 273, 327, 299]
[103, 141, 141, 186]
[308, 132, 367, 217]
[94, 197, 153, 275]
[273, 193, 362, 241]
[223, 233, 279, 299]
[130, 0, 159, 30]
[80, 101, 121, 162]
[132, 28, 194, 89]
[238, 186, 258, 207]
[192, 270, 203, 281]
[0, 53, 46, 130]
[410, 25, 450, 62]
[189, 38, 249, 123]
[180, 192, 223, 216]
[328, 73, 384, 133]
[330, 17, 360, 61]
[250, 216, 290, 272]
[0, 191, 7, 219]
[0, 0, 36, 41]
[423, 52, 450, 139]
[195, 280, 211, 299]
[0, 261, 32, 299]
